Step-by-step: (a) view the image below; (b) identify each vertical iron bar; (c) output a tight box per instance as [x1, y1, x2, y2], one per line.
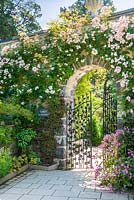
[66, 103, 68, 169]
[90, 91, 93, 168]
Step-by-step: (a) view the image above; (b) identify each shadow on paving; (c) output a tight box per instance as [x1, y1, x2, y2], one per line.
[0, 170, 133, 200]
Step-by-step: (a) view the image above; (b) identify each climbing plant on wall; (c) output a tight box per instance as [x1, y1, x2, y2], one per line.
[0, 6, 134, 122]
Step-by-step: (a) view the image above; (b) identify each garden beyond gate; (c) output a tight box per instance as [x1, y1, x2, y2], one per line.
[66, 82, 117, 169]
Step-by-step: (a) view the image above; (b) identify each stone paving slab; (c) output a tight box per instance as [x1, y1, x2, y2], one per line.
[0, 193, 22, 200]
[0, 170, 133, 200]
[41, 197, 68, 200]
[101, 192, 129, 200]
[47, 180, 66, 185]
[53, 190, 80, 198]
[65, 180, 84, 186]
[12, 182, 32, 188]
[5, 188, 32, 194]
[19, 178, 40, 184]
[71, 185, 85, 191]
[69, 198, 95, 200]
[27, 183, 42, 189]
[79, 191, 101, 199]
[84, 187, 96, 192]
[35, 184, 53, 190]
[0, 188, 9, 193]
[29, 188, 54, 196]
[51, 185, 72, 190]
[19, 194, 43, 200]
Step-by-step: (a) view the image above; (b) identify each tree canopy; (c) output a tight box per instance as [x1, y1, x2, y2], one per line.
[0, 0, 42, 41]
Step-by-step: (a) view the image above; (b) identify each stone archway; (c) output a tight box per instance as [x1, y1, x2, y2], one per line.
[55, 56, 108, 168]
[64, 55, 107, 100]
[65, 65, 96, 99]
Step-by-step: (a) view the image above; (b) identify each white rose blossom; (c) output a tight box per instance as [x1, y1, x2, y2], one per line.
[35, 86, 39, 90]
[48, 86, 53, 90]
[91, 48, 98, 55]
[32, 67, 39, 73]
[45, 86, 55, 95]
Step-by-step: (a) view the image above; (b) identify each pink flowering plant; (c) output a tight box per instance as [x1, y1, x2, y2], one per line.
[94, 128, 134, 191]
[45, 6, 134, 111]
[0, 6, 134, 106]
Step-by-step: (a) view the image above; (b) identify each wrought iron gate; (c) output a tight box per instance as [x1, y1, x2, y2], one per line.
[103, 80, 117, 135]
[65, 81, 118, 169]
[66, 94, 92, 169]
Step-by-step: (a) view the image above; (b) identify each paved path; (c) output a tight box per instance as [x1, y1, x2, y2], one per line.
[0, 170, 133, 200]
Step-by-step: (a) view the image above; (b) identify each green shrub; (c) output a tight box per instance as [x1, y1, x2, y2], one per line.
[0, 148, 12, 177]
[0, 126, 12, 146]
[28, 152, 38, 165]
[0, 101, 33, 121]
[11, 154, 28, 172]
[39, 130, 56, 165]
[91, 116, 102, 146]
[16, 128, 37, 153]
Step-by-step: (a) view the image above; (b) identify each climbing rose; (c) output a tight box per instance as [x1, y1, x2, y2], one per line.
[91, 48, 98, 55]
[114, 66, 121, 73]
[1, 45, 10, 55]
[126, 96, 131, 102]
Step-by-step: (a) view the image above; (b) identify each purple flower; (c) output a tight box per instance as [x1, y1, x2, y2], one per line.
[115, 129, 124, 134]
[109, 184, 113, 191]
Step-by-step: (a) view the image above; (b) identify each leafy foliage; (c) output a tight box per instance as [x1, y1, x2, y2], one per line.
[0, 101, 33, 121]
[38, 130, 56, 165]
[16, 128, 37, 153]
[28, 151, 38, 165]
[0, 0, 42, 41]
[0, 126, 12, 146]
[75, 68, 106, 145]
[91, 116, 102, 146]
[11, 154, 28, 172]
[0, 148, 12, 177]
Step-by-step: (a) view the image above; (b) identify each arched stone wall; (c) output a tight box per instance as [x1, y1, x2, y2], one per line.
[64, 55, 107, 100]
[65, 65, 95, 98]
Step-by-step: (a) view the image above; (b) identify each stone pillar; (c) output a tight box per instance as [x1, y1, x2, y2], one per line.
[54, 96, 74, 169]
[54, 117, 67, 169]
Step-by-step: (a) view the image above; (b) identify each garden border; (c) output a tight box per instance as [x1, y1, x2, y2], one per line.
[0, 162, 59, 185]
[0, 164, 29, 185]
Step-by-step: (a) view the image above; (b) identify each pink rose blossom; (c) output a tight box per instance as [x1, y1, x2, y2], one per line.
[114, 32, 125, 42]
[100, 23, 107, 32]
[114, 66, 121, 73]
[92, 17, 100, 28]
[120, 79, 128, 88]
[126, 33, 134, 40]
[126, 96, 131, 102]
[1, 45, 10, 55]
[110, 16, 130, 34]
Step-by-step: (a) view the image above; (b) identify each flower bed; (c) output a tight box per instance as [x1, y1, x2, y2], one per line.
[94, 128, 134, 191]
